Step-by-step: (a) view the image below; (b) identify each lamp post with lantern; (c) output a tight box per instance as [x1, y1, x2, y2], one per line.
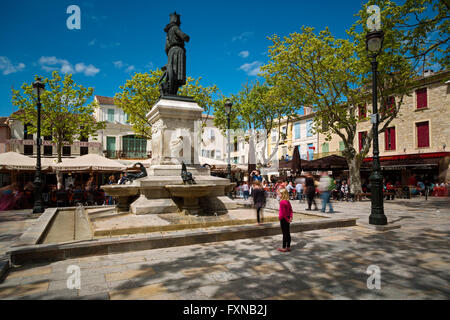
[366, 29, 387, 225]
[32, 77, 46, 214]
[224, 99, 233, 198]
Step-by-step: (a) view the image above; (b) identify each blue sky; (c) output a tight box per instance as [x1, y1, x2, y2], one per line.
[0, 0, 370, 116]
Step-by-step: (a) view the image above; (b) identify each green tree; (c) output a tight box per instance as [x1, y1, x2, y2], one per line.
[115, 69, 220, 140]
[214, 81, 300, 168]
[262, 20, 414, 194]
[12, 71, 105, 163]
[377, 0, 449, 71]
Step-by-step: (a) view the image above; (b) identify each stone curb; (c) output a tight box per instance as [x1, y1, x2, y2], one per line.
[7, 217, 357, 266]
[0, 257, 9, 283]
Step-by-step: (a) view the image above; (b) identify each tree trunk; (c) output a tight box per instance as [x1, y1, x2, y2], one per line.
[57, 142, 62, 163]
[347, 157, 362, 197]
[56, 142, 63, 190]
[56, 171, 63, 190]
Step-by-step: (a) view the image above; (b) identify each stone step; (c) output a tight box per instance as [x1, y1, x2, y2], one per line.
[8, 217, 357, 266]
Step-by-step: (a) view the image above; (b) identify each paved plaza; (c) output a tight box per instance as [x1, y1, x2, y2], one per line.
[0, 197, 449, 300]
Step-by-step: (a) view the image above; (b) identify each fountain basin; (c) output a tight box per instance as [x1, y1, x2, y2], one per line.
[165, 184, 216, 198]
[101, 185, 140, 197]
[165, 184, 216, 215]
[102, 185, 140, 212]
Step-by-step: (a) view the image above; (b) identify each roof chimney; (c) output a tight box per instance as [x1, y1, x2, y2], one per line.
[423, 69, 434, 77]
[304, 106, 312, 115]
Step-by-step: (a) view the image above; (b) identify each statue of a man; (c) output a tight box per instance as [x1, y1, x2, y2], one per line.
[159, 12, 190, 96]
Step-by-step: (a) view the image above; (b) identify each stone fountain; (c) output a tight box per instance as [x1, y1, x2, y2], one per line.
[102, 96, 236, 215]
[102, 12, 235, 215]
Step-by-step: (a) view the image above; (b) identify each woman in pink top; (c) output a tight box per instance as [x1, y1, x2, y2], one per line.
[278, 189, 293, 252]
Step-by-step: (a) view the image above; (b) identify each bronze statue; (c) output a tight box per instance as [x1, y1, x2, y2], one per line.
[159, 12, 190, 96]
[181, 161, 195, 185]
[122, 163, 147, 183]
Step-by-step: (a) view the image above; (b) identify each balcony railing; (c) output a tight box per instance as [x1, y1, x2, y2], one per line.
[105, 150, 151, 159]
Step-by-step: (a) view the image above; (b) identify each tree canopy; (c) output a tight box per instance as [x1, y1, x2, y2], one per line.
[115, 69, 220, 140]
[12, 71, 105, 162]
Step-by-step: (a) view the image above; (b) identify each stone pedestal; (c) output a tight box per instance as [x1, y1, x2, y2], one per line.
[103, 96, 236, 216]
[147, 97, 203, 166]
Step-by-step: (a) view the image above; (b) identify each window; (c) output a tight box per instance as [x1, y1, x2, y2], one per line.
[107, 109, 115, 122]
[122, 135, 147, 158]
[416, 121, 430, 148]
[215, 150, 221, 159]
[209, 129, 215, 140]
[293, 122, 300, 139]
[416, 88, 427, 109]
[63, 146, 71, 156]
[24, 145, 33, 155]
[306, 120, 313, 137]
[106, 137, 116, 158]
[358, 105, 367, 119]
[307, 143, 314, 160]
[80, 146, 89, 155]
[358, 131, 367, 152]
[384, 127, 396, 151]
[271, 130, 277, 143]
[339, 141, 345, 151]
[24, 123, 33, 140]
[44, 135, 52, 141]
[322, 143, 329, 153]
[383, 96, 395, 116]
[124, 113, 130, 123]
[44, 146, 52, 156]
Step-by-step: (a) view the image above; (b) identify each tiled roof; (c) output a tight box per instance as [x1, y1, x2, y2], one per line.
[95, 95, 116, 105]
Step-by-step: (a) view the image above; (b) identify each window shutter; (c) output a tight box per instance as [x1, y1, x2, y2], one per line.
[391, 127, 396, 150]
[416, 121, 429, 148]
[416, 88, 427, 109]
[384, 130, 389, 150]
[358, 132, 363, 152]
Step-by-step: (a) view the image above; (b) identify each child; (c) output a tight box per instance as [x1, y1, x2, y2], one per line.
[278, 189, 293, 252]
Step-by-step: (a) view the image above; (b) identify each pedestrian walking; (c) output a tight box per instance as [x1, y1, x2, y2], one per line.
[252, 181, 266, 224]
[278, 189, 293, 252]
[305, 174, 318, 211]
[319, 172, 334, 213]
[242, 182, 250, 200]
[295, 181, 304, 202]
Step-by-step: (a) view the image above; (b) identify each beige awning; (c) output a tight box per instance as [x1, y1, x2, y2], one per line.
[0, 152, 52, 171]
[53, 154, 126, 172]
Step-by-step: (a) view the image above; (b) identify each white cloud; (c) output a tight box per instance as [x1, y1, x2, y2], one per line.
[238, 51, 250, 58]
[125, 65, 135, 73]
[38, 56, 99, 76]
[88, 38, 97, 46]
[113, 60, 124, 68]
[0, 56, 25, 75]
[239, 61, 262, 76]
[114, 60, 136, 73]
[232, 32, 254, 42]
[75, 62, 100, 76]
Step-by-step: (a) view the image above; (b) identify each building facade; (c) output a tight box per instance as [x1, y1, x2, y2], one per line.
[94, 96, 151, 160]
[317, 70, 450, 183]
[6, 111, 103, 158]
[268, 108, 319, 162]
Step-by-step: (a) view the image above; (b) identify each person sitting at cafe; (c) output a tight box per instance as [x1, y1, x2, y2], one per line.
[385, 181, 395, 200]
[417, 180, 425, 196]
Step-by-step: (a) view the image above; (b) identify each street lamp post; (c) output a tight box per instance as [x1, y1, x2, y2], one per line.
[366, 30, 387, 225]
[32, 78, 45, 214]
[225, 99, 232, 198]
